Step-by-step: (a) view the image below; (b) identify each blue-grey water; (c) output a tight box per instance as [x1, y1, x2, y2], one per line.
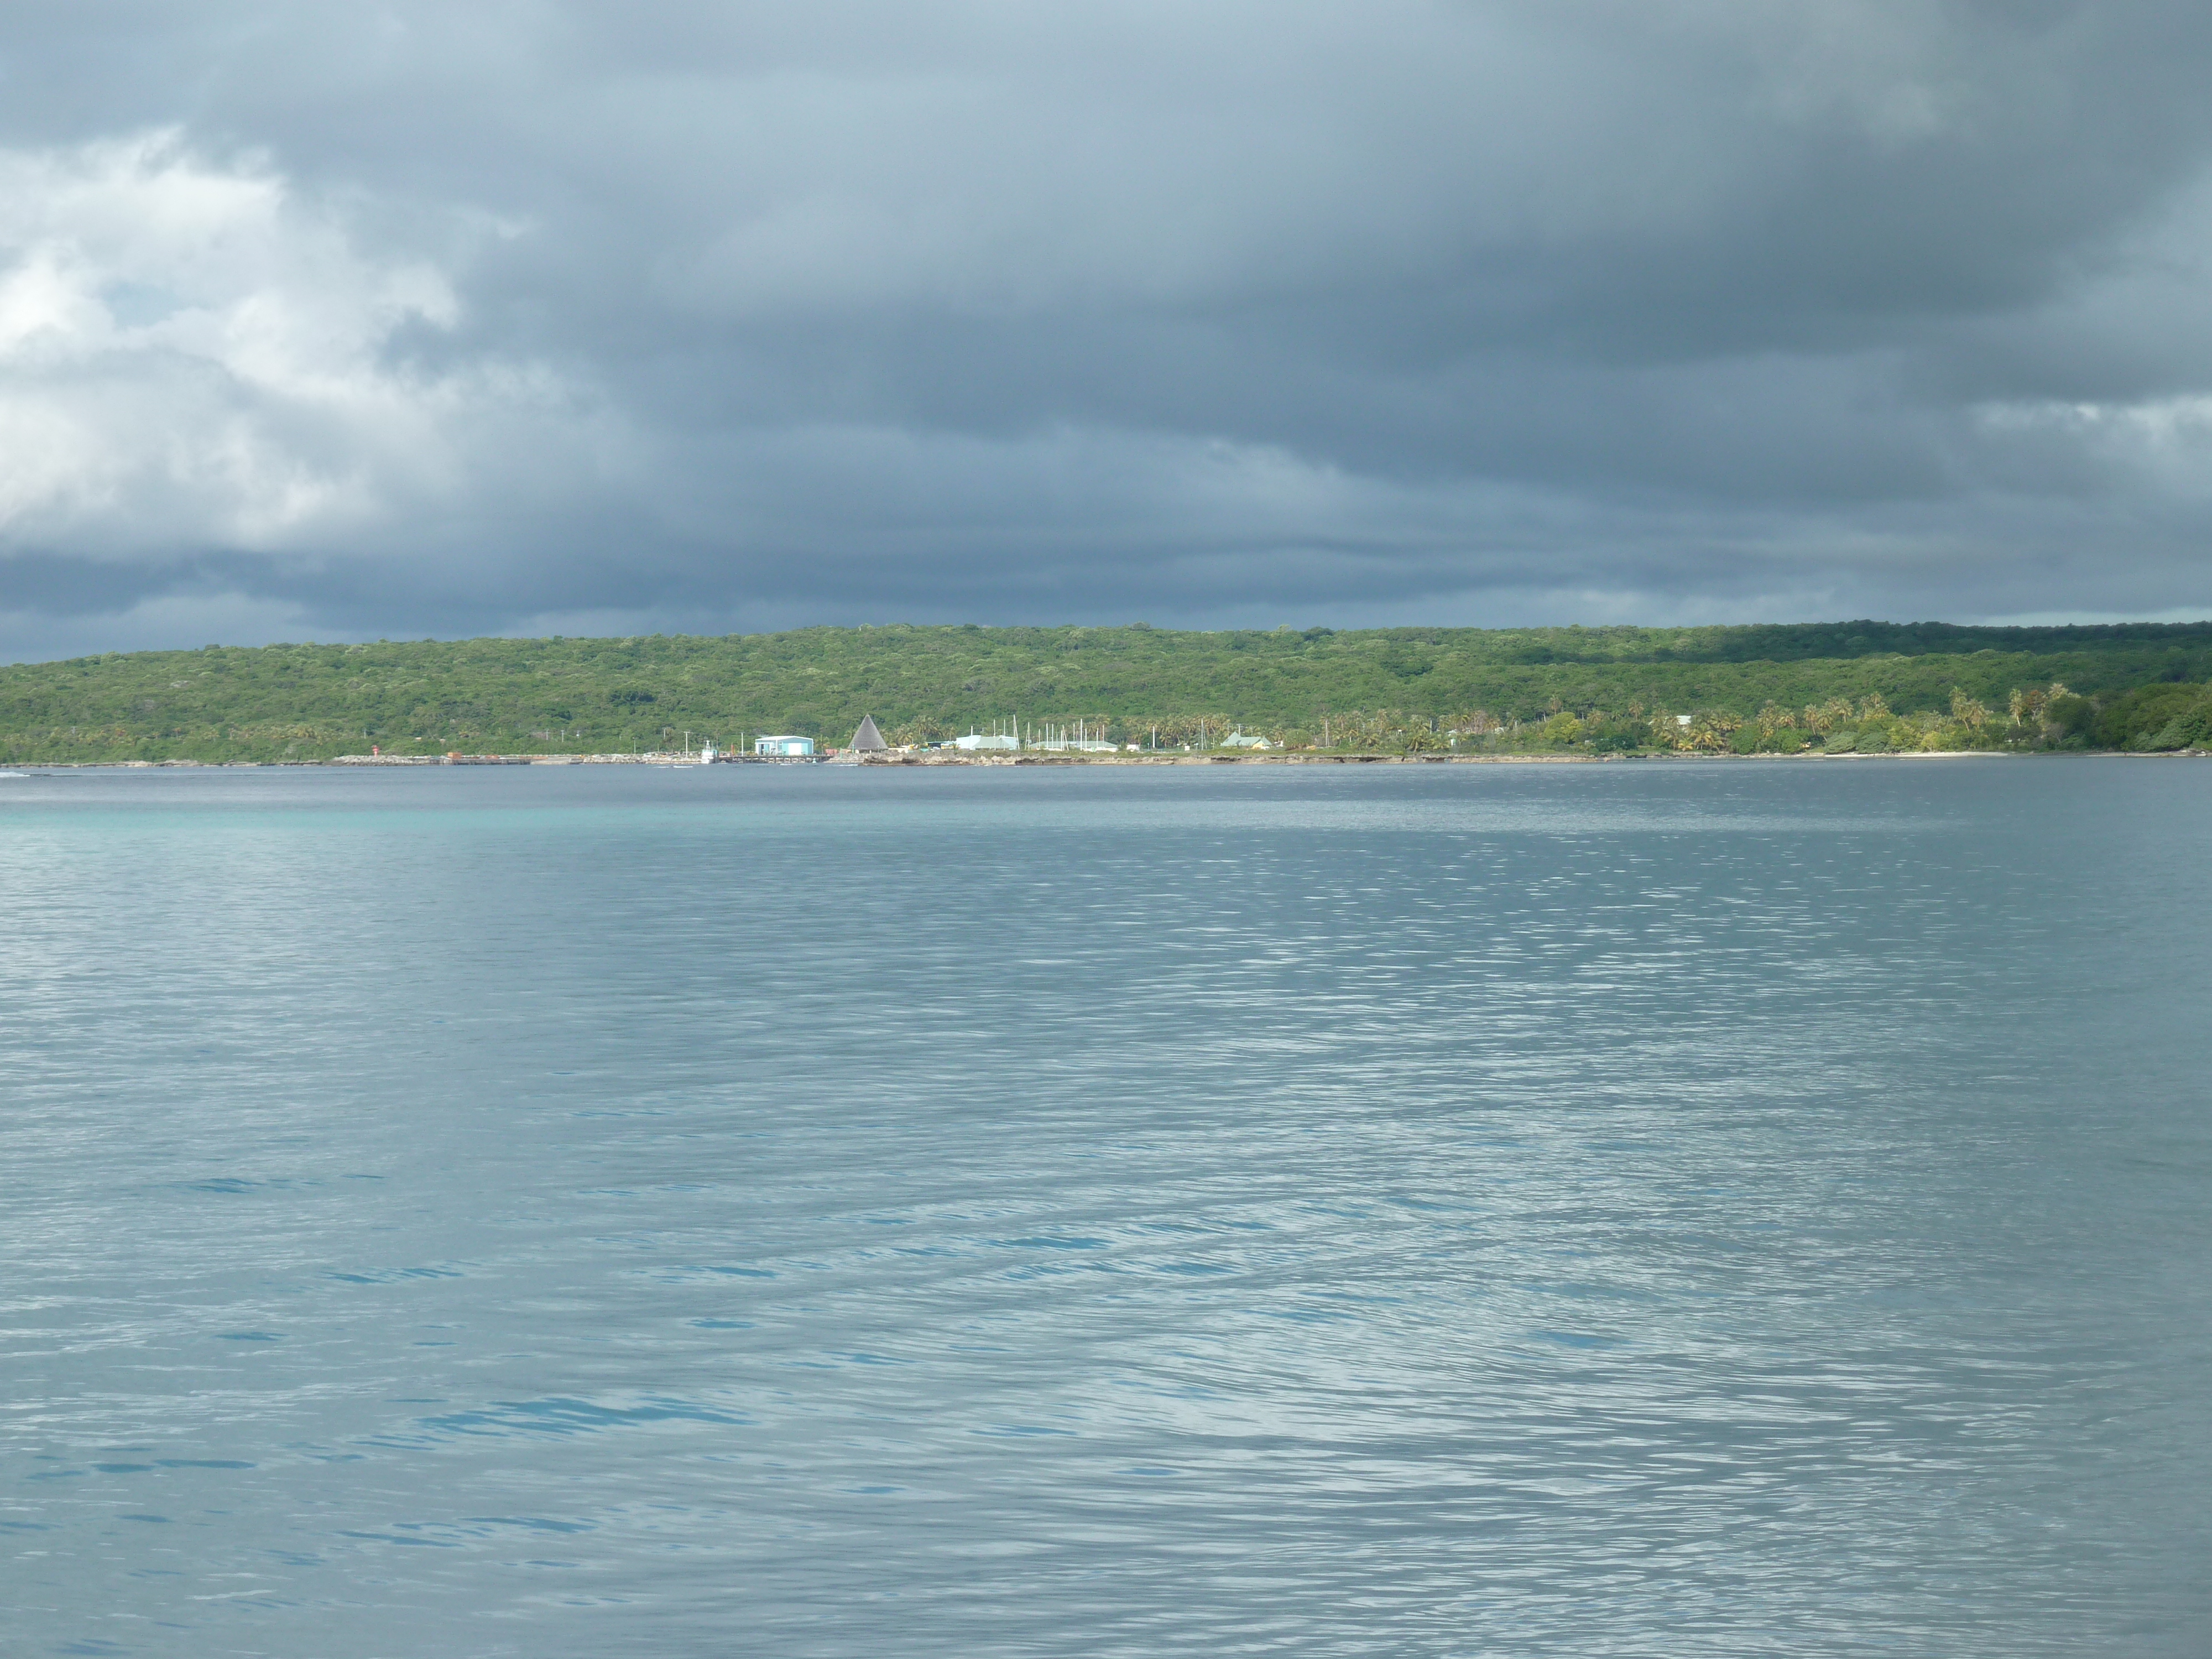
[3, 759, 2209, 1657]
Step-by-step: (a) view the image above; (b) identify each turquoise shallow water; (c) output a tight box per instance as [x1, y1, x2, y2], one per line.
[3, 759, 2209, 1657]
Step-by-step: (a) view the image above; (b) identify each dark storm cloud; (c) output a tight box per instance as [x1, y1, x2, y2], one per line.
[4, 1, 2212, 659]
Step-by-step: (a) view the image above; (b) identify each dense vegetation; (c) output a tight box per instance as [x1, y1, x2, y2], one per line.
[3, 620, 2211, 762]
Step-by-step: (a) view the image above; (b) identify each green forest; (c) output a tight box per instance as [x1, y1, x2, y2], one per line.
[4, 620, 2212, 762]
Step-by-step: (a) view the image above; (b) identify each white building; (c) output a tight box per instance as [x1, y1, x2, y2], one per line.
[755, 734, 815, 756]
[1220, 732, 1272, 749]
[952, 732, 1020, 750]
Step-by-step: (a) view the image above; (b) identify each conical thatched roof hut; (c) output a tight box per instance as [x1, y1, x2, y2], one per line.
[850, 714, 889, 751]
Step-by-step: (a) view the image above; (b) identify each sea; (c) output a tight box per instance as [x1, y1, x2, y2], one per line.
[3, 758, 2208, 1657]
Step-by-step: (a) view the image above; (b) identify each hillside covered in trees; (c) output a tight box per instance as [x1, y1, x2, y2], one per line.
[4, 621, 2212, 763]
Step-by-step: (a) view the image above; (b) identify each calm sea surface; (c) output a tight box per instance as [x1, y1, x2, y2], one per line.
[3, 759, 2209, 1657]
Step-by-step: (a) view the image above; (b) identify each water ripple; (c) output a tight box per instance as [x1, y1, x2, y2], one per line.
[3, 762, 2208, 1656]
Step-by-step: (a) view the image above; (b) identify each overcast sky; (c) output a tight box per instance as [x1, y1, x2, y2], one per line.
[3, 2, 2212, 658]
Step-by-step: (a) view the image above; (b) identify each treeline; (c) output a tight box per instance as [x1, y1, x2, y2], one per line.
[2, 622, 2211, 762]
[2091, 681, 2212, 752]
[938, 682, 2206, 757]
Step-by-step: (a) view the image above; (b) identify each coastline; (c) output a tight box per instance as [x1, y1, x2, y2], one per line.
[18, 748, 2205, 770]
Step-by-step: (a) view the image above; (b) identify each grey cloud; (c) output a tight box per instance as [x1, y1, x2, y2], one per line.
[3, 1, 2212, 659]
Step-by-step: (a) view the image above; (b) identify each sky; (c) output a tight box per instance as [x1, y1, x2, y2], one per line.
[4, 1, 2212, 660]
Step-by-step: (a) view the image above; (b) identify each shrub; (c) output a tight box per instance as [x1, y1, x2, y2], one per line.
[2132, 706, 2212, 751]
